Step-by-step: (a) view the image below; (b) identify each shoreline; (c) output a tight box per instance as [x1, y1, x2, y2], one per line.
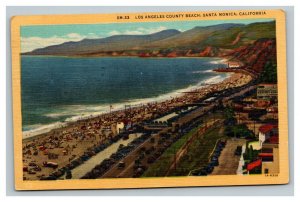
[22, 69, 253, 180]
[21, 54, 230, 61]
[22, 71, 231, 139]
[23, 70, 251, 142]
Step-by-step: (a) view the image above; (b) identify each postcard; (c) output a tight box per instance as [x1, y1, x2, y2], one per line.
[11, 9, 289, 190]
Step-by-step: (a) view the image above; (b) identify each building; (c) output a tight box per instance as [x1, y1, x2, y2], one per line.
[227, 62, 241, 68]
[245, 124, 279, 175]
[246, 132, 279, 175]
[255, 99, 271, 108]
[258, 124, 278, 148]
[116, 122, 125, 134]
[267, 105, 278, 113]
[260, 144, 279, 175]
[258, 124, 279, 174]
[257, 84, 278, 99]
[261, 105, 278, 120]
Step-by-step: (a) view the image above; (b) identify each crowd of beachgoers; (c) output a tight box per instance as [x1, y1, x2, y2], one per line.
[22, 72, 252, 180]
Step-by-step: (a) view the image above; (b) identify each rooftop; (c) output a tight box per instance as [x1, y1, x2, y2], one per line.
[259, 124, 278, 134]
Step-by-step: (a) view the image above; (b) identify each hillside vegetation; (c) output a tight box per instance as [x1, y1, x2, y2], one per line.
[24, 21, 276, 57]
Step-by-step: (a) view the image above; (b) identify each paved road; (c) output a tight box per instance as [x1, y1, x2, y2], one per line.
[70, 133, 141, 179]
[102, 83, 256, 178]
[176, 104, 215, 126]
[211, 138, 246, 175]
[101, 133, 162, 178]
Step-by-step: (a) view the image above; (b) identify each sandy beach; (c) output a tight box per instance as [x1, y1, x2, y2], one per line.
[22, 71, 253, 180]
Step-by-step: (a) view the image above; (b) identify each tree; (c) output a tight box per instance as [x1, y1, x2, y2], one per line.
[248, 145, 254, 161]
[224, 107, 237, 126]
[259, 62, 277, 83]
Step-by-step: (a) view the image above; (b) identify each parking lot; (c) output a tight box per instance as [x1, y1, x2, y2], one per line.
[101, 132, 164, 178]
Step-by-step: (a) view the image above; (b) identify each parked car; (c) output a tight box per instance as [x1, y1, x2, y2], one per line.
[211, 159, 219, 166]
[235, 146, 242, 156]
[197, 169, 207, 176]
[40, 175, 57, 180]
[28, 169, 36, 175]
[118, 161, 125, 169]
[204, 165, 214, 174]
[147, 156, 155, 164]
[43, 161, 58, 169]
[65, 170, 72, 179]
[29, 162, 37, 167]
[33, 165, 42, 171]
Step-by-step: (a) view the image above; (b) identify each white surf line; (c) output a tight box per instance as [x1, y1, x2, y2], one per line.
[23, 66, 230, 139]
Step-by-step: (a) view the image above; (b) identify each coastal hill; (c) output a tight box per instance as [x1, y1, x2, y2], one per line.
[228, 38, 276, 72]
[23, 29, 181, 56]
[23, 21, 275, 58]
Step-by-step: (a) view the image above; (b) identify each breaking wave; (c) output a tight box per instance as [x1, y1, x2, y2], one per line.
[22, 72, 231, 139]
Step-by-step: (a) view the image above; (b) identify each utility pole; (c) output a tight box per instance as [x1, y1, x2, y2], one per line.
[174, 148, 177, 171]
[253, 119, 256, 136]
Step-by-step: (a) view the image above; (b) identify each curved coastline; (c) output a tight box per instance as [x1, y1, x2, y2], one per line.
[22, 68, 232, 139]
[22, 67, 253, 181]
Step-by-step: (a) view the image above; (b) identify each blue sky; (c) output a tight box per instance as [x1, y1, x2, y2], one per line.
[21, 18, 274, 52]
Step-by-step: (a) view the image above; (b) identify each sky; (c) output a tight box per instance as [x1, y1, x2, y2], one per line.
[21, 18, 274, 53]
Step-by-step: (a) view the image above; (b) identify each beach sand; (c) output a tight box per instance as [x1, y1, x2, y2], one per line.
[22, 72, 253, 180]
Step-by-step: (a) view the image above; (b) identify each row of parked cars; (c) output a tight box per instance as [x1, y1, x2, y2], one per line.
[117, 126, 191, 178]
[133, 122, 203, 177]
[39, 133, 130, 180]
[131, 137, 167, 177]
[81, 133, 151, 179]
[134, 104, 226, 177]
[191, 140, 227, 176]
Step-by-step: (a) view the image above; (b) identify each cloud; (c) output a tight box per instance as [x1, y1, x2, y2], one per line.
[108, 26, 168, 36]
[108, 30, 121, 36]
[87, 33, 99, 38]
[136, 26, 168, 34]
[123, 30, 144, 35]
[66, 33, 83, 39]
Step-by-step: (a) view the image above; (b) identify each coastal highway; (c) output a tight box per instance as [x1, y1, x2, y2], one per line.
[176, 84, 256, 127]
[176, 104, 216, 126]
[69, 133, 141, 179]
[221, 85, 257, 103]
[101, 133, 162, 178]
[101, 83, 257, 178]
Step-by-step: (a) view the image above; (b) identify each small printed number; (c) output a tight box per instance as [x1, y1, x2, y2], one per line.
[117, 16, 130, 20]
[265, 174, 279, 177]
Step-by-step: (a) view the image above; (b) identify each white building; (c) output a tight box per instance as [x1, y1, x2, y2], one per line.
[228, 62, 241, 68]
[116, 122, 125, 134]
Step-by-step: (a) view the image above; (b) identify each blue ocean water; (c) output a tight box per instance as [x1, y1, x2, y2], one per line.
[21, 56, 227, 132]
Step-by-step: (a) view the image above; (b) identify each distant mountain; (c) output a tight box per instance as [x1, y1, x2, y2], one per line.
[140, 23, 245, 49]
[25, 29, 181, 56]
[23, 21, 275, 57]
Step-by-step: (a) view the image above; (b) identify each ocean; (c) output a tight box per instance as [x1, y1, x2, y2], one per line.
[21, 56, 228, 135]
